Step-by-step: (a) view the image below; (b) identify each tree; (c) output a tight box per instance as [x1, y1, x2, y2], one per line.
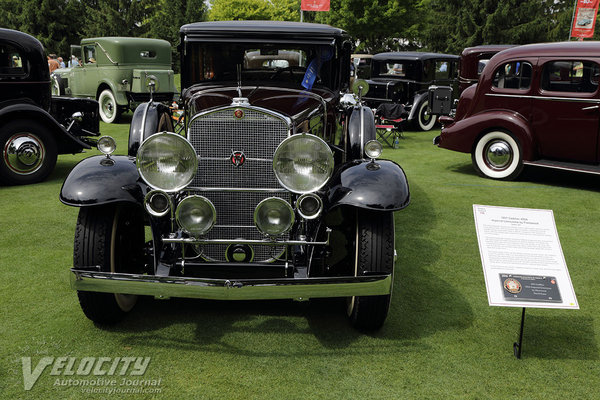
[313, 0, 421, 53]
[419, 0, 577, 53]
[207, 0, 300, 21]
[18, 0, 84, 57]
[80, 0, 150, 38]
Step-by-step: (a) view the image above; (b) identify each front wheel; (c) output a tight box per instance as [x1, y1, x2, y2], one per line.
[74, 205, 145, 324]
[416, 100, 436, 131]
[347, 209, 395, 331]
[0, 120, 57, 185]
[472, 130, 523, 180]
[98, 89, 121, 124]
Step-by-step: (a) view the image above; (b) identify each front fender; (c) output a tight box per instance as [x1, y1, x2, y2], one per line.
[407, 92, 428, 122]
[100, 80, 128, 105]
[60, 155, 146, 207]
[438, 110, 535, 159]
[326, 159, 410, 211]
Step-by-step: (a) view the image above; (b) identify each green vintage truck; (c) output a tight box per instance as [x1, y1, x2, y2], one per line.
[52, 37, 177, 123]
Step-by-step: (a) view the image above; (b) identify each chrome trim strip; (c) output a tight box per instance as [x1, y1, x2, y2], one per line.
[486, 93, 600, 104]
[199, 157, 273, 163]
[70, 270, 393, 300]
[162, 238, 329, 246]
[186, 187, 287, 193]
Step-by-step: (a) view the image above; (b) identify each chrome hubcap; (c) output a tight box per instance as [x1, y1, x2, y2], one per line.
[102, 97, 114, 118]
[485, 140, 512, 170]
[3, 134, 44, 175]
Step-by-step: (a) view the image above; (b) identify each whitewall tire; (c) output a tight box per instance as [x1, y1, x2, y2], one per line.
[472, 130, 523, 180]
[98, 89, 120, 124]
[417, 100, 436, 131]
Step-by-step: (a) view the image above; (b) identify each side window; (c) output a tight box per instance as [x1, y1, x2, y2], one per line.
[435, 61, 449, 79]
[84, 45, 96, 64]
[0, 44, 25, 76]
[492, 61, 532, 90]
[541, 60, 598, 93]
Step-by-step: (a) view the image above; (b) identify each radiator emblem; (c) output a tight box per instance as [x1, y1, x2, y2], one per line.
[234, 109, 244, 119]
[230, 151, 246, 167]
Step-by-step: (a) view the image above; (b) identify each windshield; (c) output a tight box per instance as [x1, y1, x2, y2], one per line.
[372, 60, 418, 79]
[183, 42, 339, 91]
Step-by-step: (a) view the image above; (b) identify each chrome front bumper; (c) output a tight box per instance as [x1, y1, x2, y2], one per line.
[70, 269, 392, 300]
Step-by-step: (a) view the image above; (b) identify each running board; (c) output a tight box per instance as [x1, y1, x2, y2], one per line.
[524, 160, 600, 175]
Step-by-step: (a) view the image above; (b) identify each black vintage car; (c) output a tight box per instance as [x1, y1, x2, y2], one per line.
[364, 52, 459, 131]
[61, 21, 410, 330]
[0, 28, 99, 185]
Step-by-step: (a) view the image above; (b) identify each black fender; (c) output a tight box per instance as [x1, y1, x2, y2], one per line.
[0, 103, 90, 153]
[60, 155, 146, 207]
[407, 92, 428, 122]
[347, 105, 376, 160]
[128, 101, 173, 157]
[326, 159, 410, 211]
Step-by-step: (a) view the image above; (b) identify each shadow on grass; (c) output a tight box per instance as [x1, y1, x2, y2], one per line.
[93, 181, 474, 354]
[523, 315, 598, 360]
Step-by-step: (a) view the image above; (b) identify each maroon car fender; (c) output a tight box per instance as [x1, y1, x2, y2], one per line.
[439, 110, 535, 160]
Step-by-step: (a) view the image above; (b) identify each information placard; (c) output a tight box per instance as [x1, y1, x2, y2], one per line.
[473, 205, 578, 309]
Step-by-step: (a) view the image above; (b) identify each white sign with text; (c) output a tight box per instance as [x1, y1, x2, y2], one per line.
[473, 205, 578, 309]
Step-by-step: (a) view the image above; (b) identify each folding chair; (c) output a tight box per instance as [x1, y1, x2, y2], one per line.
[374, 103, 408, 148]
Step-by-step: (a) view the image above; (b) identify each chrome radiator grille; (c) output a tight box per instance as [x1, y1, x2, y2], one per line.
[187, 107, 291, 263]
[188, 108, 289, 189]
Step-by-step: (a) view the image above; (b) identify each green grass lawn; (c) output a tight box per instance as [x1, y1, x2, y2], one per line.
[1, 122, 600, 399]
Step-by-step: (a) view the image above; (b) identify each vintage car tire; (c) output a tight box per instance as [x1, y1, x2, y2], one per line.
[472, 130, 523, 180]
[98, 89, 121, 124]
[347, 209, 394, 331]
[416, 100, 436, 131]
[0, 120, 57, 185]
[74, 205, 145, 324]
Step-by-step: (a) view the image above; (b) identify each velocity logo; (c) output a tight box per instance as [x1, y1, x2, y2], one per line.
[21, 357, 151, 390]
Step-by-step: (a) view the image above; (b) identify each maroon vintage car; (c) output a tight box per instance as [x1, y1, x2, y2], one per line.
[434, 41, 600, 180]
[458, 45, 516, 93]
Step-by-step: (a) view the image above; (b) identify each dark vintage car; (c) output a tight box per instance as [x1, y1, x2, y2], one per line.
[61, 21, 410, 330]
[0, 28, 99, 185]
[363, 52, 459, 131]
[457, 45, 516, 93]
[434, 41, 600, 180]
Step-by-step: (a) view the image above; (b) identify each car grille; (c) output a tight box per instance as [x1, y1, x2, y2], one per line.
[187, 107, 290, 263]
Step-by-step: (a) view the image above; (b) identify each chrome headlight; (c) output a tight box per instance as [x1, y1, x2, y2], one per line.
[136, 132, 197, 192]
[176, 195, 216, 236]
[272, 133, 334, 193]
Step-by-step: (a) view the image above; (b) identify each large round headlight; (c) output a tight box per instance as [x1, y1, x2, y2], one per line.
[272, 133, 334, 193]
[136, 132, 197, 192]
[176, 195, 216, 236]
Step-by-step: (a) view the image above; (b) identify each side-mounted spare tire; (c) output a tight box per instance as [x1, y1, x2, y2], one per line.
[128, 102, 173, 156]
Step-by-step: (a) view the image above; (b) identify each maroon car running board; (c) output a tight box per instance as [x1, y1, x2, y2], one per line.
[524, 159, 600, 175]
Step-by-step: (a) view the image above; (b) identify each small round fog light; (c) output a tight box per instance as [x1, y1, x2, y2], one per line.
[176, 195, 216, 237]
[254, 197, 294, 236]
[364, 140, 382, 159]
[296, 193, 322, 220]
[97, 136, 116, 155]
[144, 190, 171, 217]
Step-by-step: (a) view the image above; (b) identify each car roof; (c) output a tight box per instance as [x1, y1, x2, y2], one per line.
[494, 41, 600, 58]
[460, 45, 516, 57]
[0, 28, 45, 54]
[180, 21, 346, 37]
[373, 52, 458, 62]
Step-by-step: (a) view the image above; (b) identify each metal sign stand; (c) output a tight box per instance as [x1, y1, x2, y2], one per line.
[513, 307, 526, 359]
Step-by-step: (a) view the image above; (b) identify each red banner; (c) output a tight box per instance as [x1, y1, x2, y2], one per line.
[571, 0, 599, 38]
[301, 0, 330, 12]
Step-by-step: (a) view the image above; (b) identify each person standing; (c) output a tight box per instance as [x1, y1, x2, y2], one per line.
[48, 55, 59, 73]
[57, 57, 65, 68]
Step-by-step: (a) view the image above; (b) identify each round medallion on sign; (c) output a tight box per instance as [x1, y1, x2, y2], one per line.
[504, 278, 522, 294]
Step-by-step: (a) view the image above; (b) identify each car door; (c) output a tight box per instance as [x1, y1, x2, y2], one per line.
[78, 44, 99, 98]
[531, 58, 600, 163]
